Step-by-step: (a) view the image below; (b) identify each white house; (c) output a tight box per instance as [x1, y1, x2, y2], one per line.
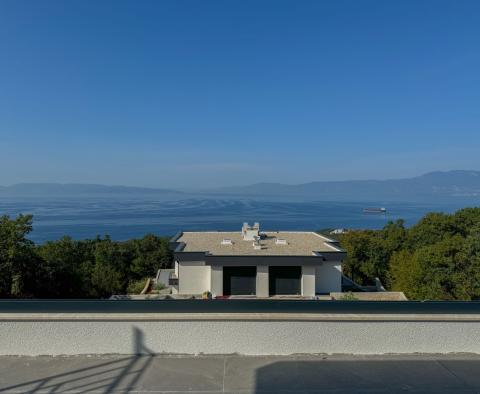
[169, 223, 345, 297]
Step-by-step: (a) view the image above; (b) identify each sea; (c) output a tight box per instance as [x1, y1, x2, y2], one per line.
[0, 196, 476, 243]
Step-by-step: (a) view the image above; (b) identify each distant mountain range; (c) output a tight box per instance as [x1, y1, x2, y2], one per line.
[1, 171, 480, 201]
[205, 170, 480, 201]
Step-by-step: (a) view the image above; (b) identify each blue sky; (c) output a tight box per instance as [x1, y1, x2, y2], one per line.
[1, 0, 479, 188]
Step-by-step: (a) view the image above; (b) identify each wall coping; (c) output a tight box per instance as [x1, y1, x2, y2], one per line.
[2, 312, 480, 322]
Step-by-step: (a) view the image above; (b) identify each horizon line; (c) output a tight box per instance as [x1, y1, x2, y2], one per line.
[0, 169, 478, 190]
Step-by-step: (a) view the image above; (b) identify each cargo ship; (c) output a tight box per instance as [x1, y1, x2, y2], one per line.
[363, 207, 387, 214]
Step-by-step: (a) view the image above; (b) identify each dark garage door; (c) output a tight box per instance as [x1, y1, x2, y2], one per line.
[269, 266, 301, 295]
[223, 266, 257, 296]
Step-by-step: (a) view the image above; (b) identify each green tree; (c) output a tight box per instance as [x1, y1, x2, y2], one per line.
[453, 225, 480, 300]
[36, 236, 94, 298]
[453, 208, 480, 237]
[406, 212, 456, 250]
[0, 214, 38, 297]
[130, 234, 172, 278]
[90, 237, 132, 297]
[389, 249, 419, 298]
[339, 230, 372, 285]
[391, 235, 465, 300]
[340, 220, 406, 287]
[91, 262, 123, 298]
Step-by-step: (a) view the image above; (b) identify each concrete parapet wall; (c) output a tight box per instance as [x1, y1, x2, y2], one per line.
[1, 313, 480, 356]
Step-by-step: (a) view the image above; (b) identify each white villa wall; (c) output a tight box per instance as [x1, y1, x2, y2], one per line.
[301, 266, 316, 297]
[315, 262, 342, 294]
[256, 265, 269, 297]
[175, 261, 342, 296]
[210, 265, 223, 296]
[178, 261, 211, 294]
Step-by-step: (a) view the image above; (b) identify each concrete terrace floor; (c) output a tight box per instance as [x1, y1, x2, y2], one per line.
[1, 354, 480, 393]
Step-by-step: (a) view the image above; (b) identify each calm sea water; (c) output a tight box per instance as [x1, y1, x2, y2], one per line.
[0, 197, 473, 243]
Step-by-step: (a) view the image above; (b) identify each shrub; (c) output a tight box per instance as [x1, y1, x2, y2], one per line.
[127, 278, 148, 294]
[202, 291, 212, 300]
[339, 291, 359, 301]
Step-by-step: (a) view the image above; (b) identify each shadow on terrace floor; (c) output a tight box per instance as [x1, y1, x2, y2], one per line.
[0, 327, 154, 393]
[252, 358, 480, 393]
[3, 336, 480, 393]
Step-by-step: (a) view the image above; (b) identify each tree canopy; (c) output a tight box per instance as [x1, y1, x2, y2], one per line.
[0, 215, 172, 298]
[340, 207, 480, 300]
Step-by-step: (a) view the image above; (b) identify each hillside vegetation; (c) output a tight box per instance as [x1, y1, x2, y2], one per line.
[1, 208, 480, 299]
[340, 207, 480, 300]
[0, 214, 172, 298]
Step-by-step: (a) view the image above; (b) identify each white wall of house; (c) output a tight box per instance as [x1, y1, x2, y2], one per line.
[175, 261, 343, 296]
[171, 261, 180, 294]
[210, 265, 223, 296]
[301, 266, 316, 297]
[315, 262, 342, 294]
[256, 265, 269, 297]
[178, 261, 211, 294]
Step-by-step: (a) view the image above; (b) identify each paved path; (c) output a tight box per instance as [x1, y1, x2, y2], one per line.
[1, 354, 480, 393]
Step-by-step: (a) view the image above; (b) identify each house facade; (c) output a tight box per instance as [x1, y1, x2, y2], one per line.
[169, 223, 346, 297]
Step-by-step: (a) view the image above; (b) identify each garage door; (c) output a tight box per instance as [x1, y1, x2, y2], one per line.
[223, 266, 257, 296]
[269, 266, 301, 295]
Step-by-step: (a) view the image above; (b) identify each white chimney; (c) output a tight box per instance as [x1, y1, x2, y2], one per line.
[242, 222, 260, 241]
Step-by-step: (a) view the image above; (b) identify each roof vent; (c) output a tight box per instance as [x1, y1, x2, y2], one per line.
[221, 239, 233, 245]
[276, 238, 288, 245]
[253, 235, 262, 250]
